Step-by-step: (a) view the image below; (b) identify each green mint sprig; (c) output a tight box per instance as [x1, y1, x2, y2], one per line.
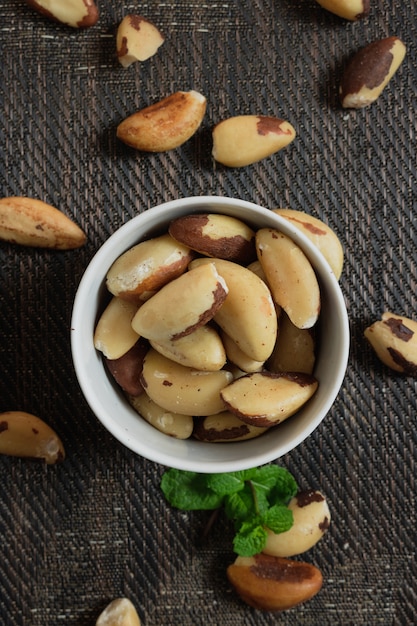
[160, 465, 298, 557]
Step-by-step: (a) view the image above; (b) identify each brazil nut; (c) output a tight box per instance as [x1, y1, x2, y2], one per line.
[129, 393, 194, 439]
[193, 411, 268, 442]
[364, 312, 417, 376]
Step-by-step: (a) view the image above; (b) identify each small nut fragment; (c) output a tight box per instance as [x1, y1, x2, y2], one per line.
[169, 213, 256, 264]
[212, 115, 296, 167]
[193, 412, 268, 442]
[227, 553, 323, 611]
[263, 490, 331, 557]
[0, 411, 65, 464]
[0, 196, 86, 249]
[96, 597, 141, 626]
[117, 90, 207, 152]
[315, 0, 370, 21]
[129, 394, 194, 439]
[267, 311, 316, 375]
[364, 312, 417, 376]
[340, 36, 406, 109]
[94, 296, 140, 359]
[220, 371, 318, 427]
[273, 208, 344, 280]
[25, 0, 99, 28]
[117, 15, 164, 68]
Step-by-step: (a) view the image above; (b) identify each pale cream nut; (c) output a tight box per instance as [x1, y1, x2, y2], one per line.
[212, 115, 296, 167]
[94, 296, 140, 359]
[117, 90, 207, 152]
[150, 325, 226, 372]
[256, 228, 321, 329]
[267, 311, 316, 375]
[263, 490, 331, 557]
[193, 411, 268, 442]
[140, 349, 233, 416]
[117, 14, 164, 67]
[0, 196, 86, 249]
[273, 208, 344, 280]
[220, 371, 318, 427]
[340, 37, 406, 109]
[221, 331, 265, 373]
[0, 411, 65, 464]
[96, 598, 141, 626]
[315, 0, 370, 20]
[129, 394, 194, 439]
[25, 0, 99, 28]
[364, 312, 417, 376]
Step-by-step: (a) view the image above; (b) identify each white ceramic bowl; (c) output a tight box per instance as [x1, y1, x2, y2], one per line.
[71, 196, 349, 473]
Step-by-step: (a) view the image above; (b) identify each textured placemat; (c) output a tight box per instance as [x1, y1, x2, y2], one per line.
[0, 0, 416, 624]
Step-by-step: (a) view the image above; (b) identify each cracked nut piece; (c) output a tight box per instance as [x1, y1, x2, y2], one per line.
[0, 196, 86, 249]
[340, 36, 406, 109]
[0, 411, 65, 464]
[96, 597, 141, 626]
[212, 115, 296, 167]
[117, 90, 207, 152]
[273, 208, 344, 279]
[220, 371, 318, 427]
[117, 15, 164, 68]
[315, 0, 370, 20]
[25, 0, 98, 28]
[263, 490, 331, 557]
[227, 553, 323, 611]
[364, 312, 417, 376]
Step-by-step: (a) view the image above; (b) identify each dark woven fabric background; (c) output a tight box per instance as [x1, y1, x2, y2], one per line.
[0, 1, 416, 624]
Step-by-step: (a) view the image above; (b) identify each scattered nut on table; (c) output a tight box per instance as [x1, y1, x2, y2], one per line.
[339, 36, 406, 109]
[212, 115, 296, 167]
[96, 597, 141, 626]
[314, 0, 370, 21]
[25, 0, 99, 28]
[116, 14, 164, 67]
[364, 312, 417, 376]
[227, 553, 323, 611]
[0, 196, 86, 249]
[117, 90, 207, 152]
[0, 411, 65, 464]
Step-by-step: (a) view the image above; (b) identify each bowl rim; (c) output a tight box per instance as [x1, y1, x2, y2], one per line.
[71, 195, 350, 472]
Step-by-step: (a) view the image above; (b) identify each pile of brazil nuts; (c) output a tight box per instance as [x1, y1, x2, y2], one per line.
[94, 211, 343, 442]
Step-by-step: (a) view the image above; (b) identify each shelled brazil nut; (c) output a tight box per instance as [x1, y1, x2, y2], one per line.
[93, 211, 339, 441]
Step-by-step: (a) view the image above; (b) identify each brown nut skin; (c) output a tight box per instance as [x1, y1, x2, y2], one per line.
[117, 15, 164, 68]
[193, 411, 268, 442]
[25, 0, 99, 28]
[364, 312, 417, 376]
[315, 0, 370, 21]
[117, 90, 207, 152]
[105, 339, 149, 396]
[0, 411, 65, 464]
[169, 213, 257, 265]
[227, 553, 323, 612]
[340, 37, 406, 109]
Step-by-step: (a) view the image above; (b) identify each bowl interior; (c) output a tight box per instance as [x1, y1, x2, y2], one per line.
[71, 196, 349, 472]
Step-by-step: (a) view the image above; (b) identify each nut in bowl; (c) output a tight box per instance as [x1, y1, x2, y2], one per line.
[71, 196, 349, 473]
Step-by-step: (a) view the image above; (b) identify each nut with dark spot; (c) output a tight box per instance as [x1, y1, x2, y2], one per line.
[0, 411, 65, 464]
[364, 312, 417, 376]
[116, 14, 164, 68]
[193, 411, 268, 442]
[25, 0, 99, 28]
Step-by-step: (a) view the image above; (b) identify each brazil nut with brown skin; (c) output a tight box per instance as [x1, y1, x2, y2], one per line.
[25, 0, 99, 28]
[364, 312, 417, 376]
[315, 0, 370, 21]
[193, 412, 268, 442]
[340, 37, 406, 109]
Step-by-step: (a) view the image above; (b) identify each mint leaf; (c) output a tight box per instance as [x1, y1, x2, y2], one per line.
[206, 471, 246, 496]
[262, 504, 294, 534]
[233, 519, 268, 556]
[160, 469, 223, 510]
[268, 467, 298, 505]
[224, 485, 256, 524]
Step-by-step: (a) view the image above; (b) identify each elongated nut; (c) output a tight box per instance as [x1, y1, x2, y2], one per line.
[132, 263, 228, 342]
[129, 394, 193, 439]
[364, 312, 417, 376]
[212, 115, 296, 167]
[256, 228, 320, 329]
[273, 208, 344, 280]
[140, 349, 233, 416]
[106, 234, 194, 303]
[340, 37, 406, 109]
[0, 411, 65, 464]
[315, 0, 370, 21]
[220, 372, 318, 427]
[189, 257, 277, 362]
[221, 331, 265, 373]
[117, 15, 164, 68]
[0, 197, 86, 249]
[227, 553, 323, 611]
[94, 297, 140, 359]
[267, 311, 316, 375]
[96, 598, 141, 626]
[150, 325, 226, 371]
[117, 90, 207, 152]
[263, 490, 331, 558]
[193, 412, 268, 442]
[169, 213, 256, 264]
[25, 0, 99, 28]
[105, 340, 148, 396]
